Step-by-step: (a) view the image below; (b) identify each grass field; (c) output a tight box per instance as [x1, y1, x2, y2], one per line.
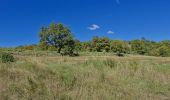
[0, 53, 170, 100]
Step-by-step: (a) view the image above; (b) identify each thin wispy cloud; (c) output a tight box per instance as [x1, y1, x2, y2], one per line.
[107, 30, 115, 34]
[88, 24, 100, 31]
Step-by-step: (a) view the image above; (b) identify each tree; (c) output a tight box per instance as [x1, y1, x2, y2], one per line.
[39, 41, 49, 50]
[92, 36, 110, 52]
[130, 40, 147, 55]
[105, 46, 110, 52]
[62, 39, 75, 56]
[39, 23, 75, 55]
[158, 45, 170, 57]
[81, 41, 93, 52]
[111, 40, 130, 54]
[74, 39, 82, 52]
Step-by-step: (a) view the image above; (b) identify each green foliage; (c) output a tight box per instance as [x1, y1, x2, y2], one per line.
[158, 45, 170, 57]
[39, 41, 49, 50]
[47, 46, 58, 51]
[111, 40, 130, 54]
[39, 23, 76, 56]
[105, 46, 110, 52]
[0, 52, 15, 63]
[148, 49, 160, 57]
[130, 40, 147, 55]
[116, 52, 125, 57]
[148, 45, 170, 57]
[62, 39, 76, 56]
[92, 36, 110, 52]
[2, 36, 170, 57]
[74, 39, 82, 52]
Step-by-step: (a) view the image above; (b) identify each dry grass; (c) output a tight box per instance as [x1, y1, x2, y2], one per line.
[0, 55, 170, 100]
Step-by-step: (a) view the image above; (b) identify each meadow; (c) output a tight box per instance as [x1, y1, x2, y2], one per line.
[0, 52, 170, 100]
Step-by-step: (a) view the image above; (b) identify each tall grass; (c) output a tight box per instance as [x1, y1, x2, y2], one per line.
[0, 56, 170, 100]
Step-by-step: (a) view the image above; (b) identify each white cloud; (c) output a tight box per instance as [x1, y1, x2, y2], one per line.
[88, 24, 100, 31]
[107, 30, 115, 34]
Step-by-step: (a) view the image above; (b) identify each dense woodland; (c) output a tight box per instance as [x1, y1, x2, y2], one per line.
[1, 23, 170, 57]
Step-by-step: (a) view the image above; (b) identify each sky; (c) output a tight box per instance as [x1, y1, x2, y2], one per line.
[0, 0, 170, 47]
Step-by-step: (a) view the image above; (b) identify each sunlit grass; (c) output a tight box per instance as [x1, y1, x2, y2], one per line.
[0, 55, 170, 100]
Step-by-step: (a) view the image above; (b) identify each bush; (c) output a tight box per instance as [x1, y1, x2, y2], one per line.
[105, 46, 110, 52]
[0, 52, 15, 63]
[60, 52, 79, 57]
[148, 49, 160, 57]
[116, 53, 125, 57]
[158, 46, 170, 57]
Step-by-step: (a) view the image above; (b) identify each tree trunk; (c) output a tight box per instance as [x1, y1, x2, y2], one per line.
[58, 47, 61, 53]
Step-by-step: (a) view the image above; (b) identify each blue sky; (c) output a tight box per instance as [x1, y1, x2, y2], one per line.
[0, 0, 170, 47]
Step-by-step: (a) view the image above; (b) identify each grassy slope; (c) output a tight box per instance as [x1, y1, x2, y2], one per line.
[0, 55, 170, 100]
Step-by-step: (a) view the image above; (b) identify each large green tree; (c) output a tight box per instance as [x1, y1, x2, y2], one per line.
[39, 23, 75, 54]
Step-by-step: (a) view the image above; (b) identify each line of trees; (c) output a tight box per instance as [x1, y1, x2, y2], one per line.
[15, 23, 170, 57]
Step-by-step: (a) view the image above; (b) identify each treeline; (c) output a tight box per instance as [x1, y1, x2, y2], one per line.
[14, 37, 170, 57]
[12, 23, 170, 57]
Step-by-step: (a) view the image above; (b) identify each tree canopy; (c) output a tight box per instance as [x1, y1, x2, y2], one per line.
[39, 23, 75, 55]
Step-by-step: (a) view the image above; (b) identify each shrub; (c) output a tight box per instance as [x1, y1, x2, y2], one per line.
[116, 53, 125, 57]
[105, 46, 110, 52]
[0, 52, 15, 63]
[148, 49, 160, 57]
[158, 46, 170, 57]
[111, 40, 130, 54]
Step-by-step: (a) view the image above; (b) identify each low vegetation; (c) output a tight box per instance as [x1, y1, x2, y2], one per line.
[0, 55, 170, 100]
[0, 52, 15, 63]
